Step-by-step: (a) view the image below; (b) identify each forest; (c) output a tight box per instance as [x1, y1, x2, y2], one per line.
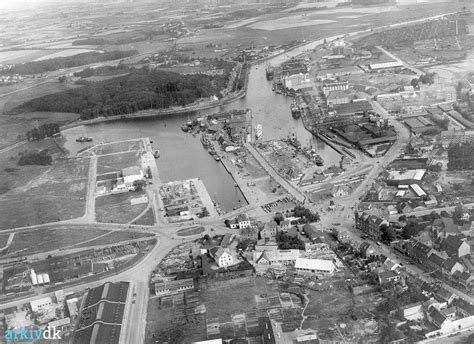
[0, 50, 137, 75]
[14, 69, 227, 120]
[26, 123, 60, 141]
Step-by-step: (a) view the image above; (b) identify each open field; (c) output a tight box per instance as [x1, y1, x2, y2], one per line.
[131, 207, 155, 226]
[95, 191, 149, 224]
[5, 226, 109, 256]
[75, 231, 154, 249]
[0, 156, 89, 230]
[0, 234, 11, 248]
[90, 139, 144, 156]
[96, 151, 142, 174]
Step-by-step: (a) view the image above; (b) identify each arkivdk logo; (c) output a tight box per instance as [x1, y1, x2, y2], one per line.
[4, 326, 61, 341]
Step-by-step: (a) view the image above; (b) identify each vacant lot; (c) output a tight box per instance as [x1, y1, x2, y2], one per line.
[97, 151, 142, 174]
[0, 157, 89, 230]
[75, 231, 154, 248]
[176, 226, 205, 237]
[91, 139, 144, 156]
[131, 207, 155, 226]
[5, 227, 108, 256]
[95, 191, 148, 224]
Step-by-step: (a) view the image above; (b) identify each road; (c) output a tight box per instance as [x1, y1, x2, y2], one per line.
[84, 152, 97, 223]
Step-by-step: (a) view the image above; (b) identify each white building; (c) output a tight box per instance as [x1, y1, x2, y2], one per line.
[122, 166, 143, 185]
[295, 258, 336, 274]
[212, 247, 233, 268]
[30, 297, 53, 313]
[237, 213, 251, 229]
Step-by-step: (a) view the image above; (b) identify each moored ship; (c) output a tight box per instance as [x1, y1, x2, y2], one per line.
[291, 102, 301, 119]
[76, 136, 92, 142]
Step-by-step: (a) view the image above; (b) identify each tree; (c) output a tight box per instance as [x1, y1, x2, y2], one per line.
[381, 224, 396, 243]
[440, 210, 450, 218]
[133, 179, 146, 191]
[402, 222, 420, 239]
[398, 215, 407, 222]
[201, 207, 210, 217]
[410, 78, 419, 89]
[274, 212, 285, 225]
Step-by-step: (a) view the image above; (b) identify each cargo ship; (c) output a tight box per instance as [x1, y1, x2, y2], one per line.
[291, 102, 301, 119]
[76, 136, 92, 142]
[266, 64, 274, 80]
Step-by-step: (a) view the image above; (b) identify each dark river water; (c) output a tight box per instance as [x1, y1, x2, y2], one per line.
[62, 42, 341, 212]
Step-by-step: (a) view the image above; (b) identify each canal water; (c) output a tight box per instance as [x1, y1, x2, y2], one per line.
[62, 37, 342, 212]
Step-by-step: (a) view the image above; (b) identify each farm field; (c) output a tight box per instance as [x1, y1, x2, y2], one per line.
[95, 191, 149, 224]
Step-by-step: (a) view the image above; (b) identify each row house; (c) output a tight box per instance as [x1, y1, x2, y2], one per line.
[261, 220, 278, 240]
[354, 211, 388, 241]
[229, 213, 252, 229]
[453, 271, 474, 292]
[406, 239, 435, 264]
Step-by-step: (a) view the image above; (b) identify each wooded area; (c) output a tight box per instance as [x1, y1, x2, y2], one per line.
[0, 50, 137, 75]
[14, 69, 227, 120]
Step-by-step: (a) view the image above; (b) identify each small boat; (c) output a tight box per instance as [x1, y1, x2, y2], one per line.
[154, 150, 160, 159]
[181, 125, 189, 132]
[76, 136, 92, 142]
[214, 155, 221, 161]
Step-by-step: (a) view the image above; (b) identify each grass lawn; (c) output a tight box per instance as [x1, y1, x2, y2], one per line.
[131, 208, 155, 226]
[91, 139, 143, 156]
[95, 191, 148, 224]
[6, 227, 109, 256]
[96, 151, 142, 174]
[75, 231, 154, 248]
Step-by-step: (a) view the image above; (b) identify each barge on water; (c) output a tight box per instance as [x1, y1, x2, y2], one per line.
[76, 136, 93, 142]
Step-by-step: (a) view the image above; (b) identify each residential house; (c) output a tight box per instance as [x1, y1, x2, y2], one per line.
[209, 247, 233, 268]
[441, 235, 470, 258]
[441, 257, 464, 278]
[331, 185, 350, 198]
[302, 224, 325, 243]
[239, 226, 258, 241]
[355, 211, 388, 241]
[237, 213, 251, 229]
[359, 242, 374, 258]
[165, 205, 190, 217]
[434, 287, 457, 305]
[279, 220, 291, 231]
[426, 252, 446, 273]
[376, 270, 401, 285]
[366, 183, 384, 202]
[399, 302, 424, 321]
[456, 271, 474, 291]
[261, 221, 278, 240]
[427, 307, 450, 328]
[255, 249, 301, 266]
[295, 258, 336, 274]
[154, 278, 194, 296]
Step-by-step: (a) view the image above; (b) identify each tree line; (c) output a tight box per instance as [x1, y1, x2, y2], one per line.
[73, 65, 132, 78]
[14, 69, 227, 120]
[26, 123, 60, 141]
[0, 50, 138, 75]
